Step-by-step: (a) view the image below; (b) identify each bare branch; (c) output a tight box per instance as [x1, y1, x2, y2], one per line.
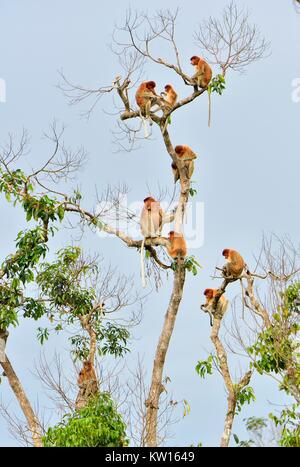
[29, 121, 87, 184]
[194, 1, 270, 74]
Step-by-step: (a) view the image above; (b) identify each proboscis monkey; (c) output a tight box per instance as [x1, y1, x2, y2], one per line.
[190, 55, 213, 127]
[76, 360, 99, 410]
[77, 360, 97, 387]
[167, 231, 187, 261]
[174, 145, 197, 180]
[201, 288, 228, 326]
[140, 197, 163, 238]
[222, 249, 245, 279]
[135, 81, 159, 137]
[160, 84, 178, 133]
[140, 197, 175, 287]
[161, 84, 178, 108]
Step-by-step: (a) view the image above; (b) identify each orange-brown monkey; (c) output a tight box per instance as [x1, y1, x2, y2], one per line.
[174, 145, 197, 180]
[190, 55, 213, 127]
[140, 197, 175, 286]
[201, 288, 228, 325]
[135, 81, 159, 114]
[161, 84, 178, 108]
[76, 360, 99, 410]
[77, 360, 97, 387]
[160, 84, 178, 133]
[190, 56, 212, 88]
[167, 231, 187, 260]
[222, 249, 245, 278]
[140, 197, 163, 239]
[136, 81, 160, 137]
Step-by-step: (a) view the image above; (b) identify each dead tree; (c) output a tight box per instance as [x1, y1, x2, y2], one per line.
[58, 4, 269, 447]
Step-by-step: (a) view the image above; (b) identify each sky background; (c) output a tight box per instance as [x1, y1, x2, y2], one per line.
[0, 0, 299, 447]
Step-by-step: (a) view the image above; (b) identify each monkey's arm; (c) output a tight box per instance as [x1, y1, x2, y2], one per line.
[201, 304, 214, 326]
[162, 208, 177, 224]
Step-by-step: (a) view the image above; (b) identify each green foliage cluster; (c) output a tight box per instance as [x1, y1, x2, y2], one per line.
[208, 74, 226, 95]
[195, 356, 213, 378]
[0, 168, 129, 360]
[36, 247, 130, 358]
[170, 256, 202, 276]
[234, 386, 255, 414]
[42, 393, 129, 447]
[270, 404, 300, 447]
[248, 283, 300, 388]
[0, 168, 64, 330]
[245, 283, 300, 447]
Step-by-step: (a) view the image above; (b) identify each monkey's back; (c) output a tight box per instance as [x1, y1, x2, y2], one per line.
[168, 235, 187, 258]
[229, 250, 245, 276]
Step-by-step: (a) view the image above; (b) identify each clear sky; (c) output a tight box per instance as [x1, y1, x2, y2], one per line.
[0, 0, 299, 447]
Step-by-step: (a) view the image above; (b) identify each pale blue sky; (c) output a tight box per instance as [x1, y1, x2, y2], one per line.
[0, 0, 299, 447]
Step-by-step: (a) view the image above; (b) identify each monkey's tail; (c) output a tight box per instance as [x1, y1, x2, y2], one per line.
[139, 110, 150, 138]
[140, 238, 147, 288]
[208, 91, 211, 128]
[201, 305, 214, 326]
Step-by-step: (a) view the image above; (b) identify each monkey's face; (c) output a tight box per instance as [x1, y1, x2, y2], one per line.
[222, 249, 230, 259]
[165, 85, 171, 92]
[144, 197, 156, 210]
[190, 56, 200, 65]
[146, 81, 156, 90]
[171, 162, 177, 170]
[175, 145, 184, 156]
[204, 288, 214, 300]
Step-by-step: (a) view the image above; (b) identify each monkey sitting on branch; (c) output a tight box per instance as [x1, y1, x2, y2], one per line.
[135, 81, 163, 138]
[190, 55, 213, 127]
[201, 288, 228, 326]
[75, 360, 99, 411]
[172, 145, 197, 183]
[140, 197, 176, 287]
[166, 231, 187, 263]
[222, 249, 246, 279]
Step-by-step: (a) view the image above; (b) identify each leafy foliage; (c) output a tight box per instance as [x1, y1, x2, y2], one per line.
[42, 393, 129, 447]
[184, 256, 202, 276]
[270, 404, 300, 447]
[235, 386, 255, 414]
[248, 282, 300, 390]
[246, 283, 300, 447]
[208, 74, 226, 95]
[0, 167, 65, 330]
[36, 247, 130, 360]
[0, 166, 130, 361]
[195, 356, 214, 378]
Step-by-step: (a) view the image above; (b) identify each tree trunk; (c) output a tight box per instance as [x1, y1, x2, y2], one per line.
[145, 263, 186, 447]
[220, 394, 236, 447]
[211, 316, 235, 448]
[1, 355, 42, 447]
